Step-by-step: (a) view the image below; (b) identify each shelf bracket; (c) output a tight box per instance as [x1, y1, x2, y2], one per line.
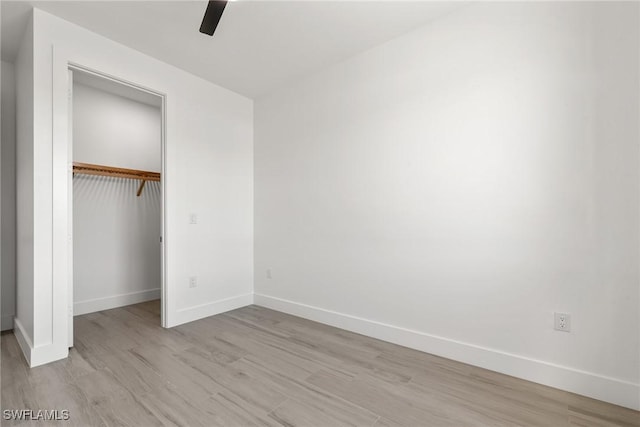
[72, 162, 160, 197]
[137, 180, 147, 197]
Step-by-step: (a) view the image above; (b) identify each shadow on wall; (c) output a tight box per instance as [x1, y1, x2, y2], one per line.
[73, 175, 161, 309]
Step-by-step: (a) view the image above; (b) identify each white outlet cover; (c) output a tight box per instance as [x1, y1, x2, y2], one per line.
[554, 312, 571, 332]
[189, 213, 198, 224]
[189, 276, 197, 288]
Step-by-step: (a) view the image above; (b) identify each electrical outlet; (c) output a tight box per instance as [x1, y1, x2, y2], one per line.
[189, 213, 198, 224]
[189, 276, 198, 288]
[554, 312, 571, 332]
[266, 269, 272, 279]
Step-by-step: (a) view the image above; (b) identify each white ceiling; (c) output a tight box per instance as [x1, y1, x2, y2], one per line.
[1, 1, 464, 99]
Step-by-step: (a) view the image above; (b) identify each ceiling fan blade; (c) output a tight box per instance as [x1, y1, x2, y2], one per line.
[199, 1, 227, 36]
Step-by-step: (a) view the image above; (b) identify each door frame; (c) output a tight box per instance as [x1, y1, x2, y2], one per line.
[66, 63, 168, 331]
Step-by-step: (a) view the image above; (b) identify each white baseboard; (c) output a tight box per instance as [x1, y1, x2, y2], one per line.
[1, 314, 14, 331]
[74, 288, 161, 316]
[13, 318, 33, 363]
[13, 317, 68, 368]
[254, 293, 640, 411]
[170, 293, 253, 327]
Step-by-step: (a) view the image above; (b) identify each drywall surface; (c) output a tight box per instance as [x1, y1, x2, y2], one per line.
[73, 83, 161, 172]
[14, 15, 34, 348]
[72, 83, 161, 315]
[1, 60, 17, 331]
[254, 2, 639, 409]
[19, 8, 253, 366]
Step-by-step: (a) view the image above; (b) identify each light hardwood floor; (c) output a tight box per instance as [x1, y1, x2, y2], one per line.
[1, 301, 638, 427]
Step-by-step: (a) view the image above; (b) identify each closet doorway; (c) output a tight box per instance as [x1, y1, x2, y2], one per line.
[68, 67, 165, 346]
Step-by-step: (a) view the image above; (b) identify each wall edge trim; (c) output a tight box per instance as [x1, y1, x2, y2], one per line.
[169, 293, 253, 327]
[13, 318, 33, 365]
[74, 288, 161, 316]
[254, 293, 640, 410]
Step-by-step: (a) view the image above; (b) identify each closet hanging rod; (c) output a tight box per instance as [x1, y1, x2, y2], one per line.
[72, 162, 160, 196]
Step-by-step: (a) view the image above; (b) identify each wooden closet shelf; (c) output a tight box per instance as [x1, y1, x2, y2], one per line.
[72, 162, 160, 196]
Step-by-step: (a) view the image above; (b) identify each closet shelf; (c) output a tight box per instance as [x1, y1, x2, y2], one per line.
[72, 162, 160, 197]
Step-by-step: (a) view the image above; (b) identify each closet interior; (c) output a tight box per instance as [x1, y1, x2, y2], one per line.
[71, 70, 163, 325]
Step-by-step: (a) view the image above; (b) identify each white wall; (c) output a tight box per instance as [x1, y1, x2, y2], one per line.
[254, 2, 639, 410]
[73, 82, 161, 315]
[73, 83, 161, 172]
[14, 14, 34, 348]
[1, 60, 17, 331]
[14, 8, 253, 366]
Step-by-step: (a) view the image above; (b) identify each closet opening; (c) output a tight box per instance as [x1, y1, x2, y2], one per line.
[68, 67, 165, 346]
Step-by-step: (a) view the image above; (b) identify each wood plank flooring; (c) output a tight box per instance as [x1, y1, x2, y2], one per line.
[1, 301, 638, 426]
